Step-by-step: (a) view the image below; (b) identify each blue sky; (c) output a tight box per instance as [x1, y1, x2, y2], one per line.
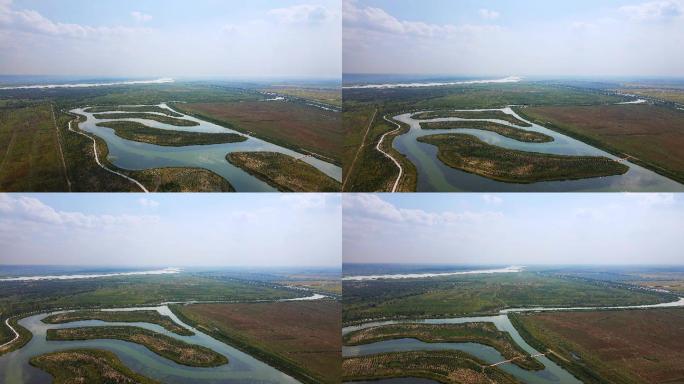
[343, 193, 684, 265]
[0, 0, 341, 78]
[344, 0, 684, 76]
[0, 193, 341, 267]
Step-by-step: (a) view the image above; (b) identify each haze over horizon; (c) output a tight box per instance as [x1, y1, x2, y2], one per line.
[344, 0, 684, 77]
[0, 193, 341, 267]
[0, 0, 341, 78]
[343, 193, 684, 265]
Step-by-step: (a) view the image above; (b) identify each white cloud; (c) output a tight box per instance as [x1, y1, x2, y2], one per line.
[131, 11, 152, 23]
[344, 0, 500, 38]
[479, 9, 500, 20]
[482, 194, 503, 204]
[281, 194, 332, 209]
[0, 1, 149, 39]
[619, 0, 683, 21]
[344, 194, 503, 226]
[138, 198, 159, 208]
[0, 194, 157, 228]
[268, 4, 335, 24]
[625, 193, 676, 207]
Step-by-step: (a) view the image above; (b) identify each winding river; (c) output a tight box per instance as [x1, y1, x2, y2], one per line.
[342, 297, 684, 384]
[0, 304, 301, 384]
[392, 107, 684, 192]
[70, 103, 342, 192]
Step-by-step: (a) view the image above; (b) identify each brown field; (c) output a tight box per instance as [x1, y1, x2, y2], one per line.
[174, 301, 341, 384]
[519, 105, 684, 183]
[514, 309, 684, 384]
[174, 101, 342, 163]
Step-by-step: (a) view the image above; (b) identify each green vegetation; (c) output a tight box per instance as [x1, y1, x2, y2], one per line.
[344, 323, 543, 371]
[418, 133, 628, 183]
[30, 349, 161, 384]
[412, 110, 532, 127]
[343, 350, 522, 384]
[0, 273, 304, 321]
[84, 105, 183, 117]
[0, 104, 69, 190]
[172, 301, 341, 384]
[47, 326, 228, 367]
[127, 167, 234, 192]
[93, 112, 199, 127]
[342, 272, 675, 324]
[342, 108, 417, 192]
[420, 120, 553, 142]
[517, 105, 684, 184]
[43, 310, 193, 336]
[0, 317, 32, 356]
[96, 120, 246, 146]
[174, 101, 342, 164]
[510, 309, 684, 384]
[227, 151, 340, 192]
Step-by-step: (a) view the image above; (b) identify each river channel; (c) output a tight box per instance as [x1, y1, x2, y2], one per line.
[0, 305, 301, 384]
[392, 107, 684, 192]
[342, 297, 684, 384]
[71, 103, 342, 192]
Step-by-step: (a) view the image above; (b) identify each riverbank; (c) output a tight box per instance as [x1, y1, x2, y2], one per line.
[96, 120, 246, 147]
[343, 350, 522, 384]
[47, 326, 228, 367]
[30, 348, 161, 384]
[43, 310, 194, 336]
[418, 133, 628, 184]
[343, 323, 543, 371]
[227, 152, 341, 192]
[419, 121, 553, 143]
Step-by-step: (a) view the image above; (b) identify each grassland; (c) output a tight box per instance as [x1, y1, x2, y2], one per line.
[412, 110, 532, 127]
[47, 326, 228, 367]
[174, 101, 342, 163]
[43, 310, 193, 335]
[0, 273, 304, 325]
[511, 309, 684, 384]
[419, 121, 553, 143]
[343, 350, 522, 384]
[171, 301, 341, 384]
[418, 133, 628, 183]
[344, 323, 543, 371]
[85, 105, 183, 117]
[127, 167, 234, 192]
[342, 107, 417, 191]
[0, 104, 236, 191]
[227, 152, 340, 192]
[0, 317, 32, 356]
[93, 112, 199, 127]
[263, 87, 342, 107]
[342, 272, 675, 324]
[96, 120, 246, 146]
[30, 349, 160, 384]
[517, 104, 684, 184]
[0, 104, 69, 190]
